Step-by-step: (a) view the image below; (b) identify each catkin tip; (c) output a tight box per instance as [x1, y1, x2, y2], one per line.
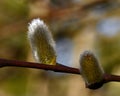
[28, 18, 47, 36]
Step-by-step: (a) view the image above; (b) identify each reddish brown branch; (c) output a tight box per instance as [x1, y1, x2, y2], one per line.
[104, 73, 120, 83]
[0, 58, 80, 74]
[0, 58, 120, 90]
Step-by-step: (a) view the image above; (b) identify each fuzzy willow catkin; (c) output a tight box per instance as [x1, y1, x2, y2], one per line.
[80, 51, 104, 89]
[28, 19, 56, 65]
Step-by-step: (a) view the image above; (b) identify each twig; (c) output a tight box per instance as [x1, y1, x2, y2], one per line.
[0, 58, 80, 74]
[104, 73, 120, 83]
[0, 58, 120, 89]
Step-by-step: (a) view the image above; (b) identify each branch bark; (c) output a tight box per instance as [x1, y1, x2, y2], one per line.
[0, 58, 80, 74]
[0, 58, 120, 89]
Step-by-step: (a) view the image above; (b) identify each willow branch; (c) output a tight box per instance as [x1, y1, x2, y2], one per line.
[104, 73, 120, 83]
[0, 58, 80, 74]
[0, 58, 120, 90]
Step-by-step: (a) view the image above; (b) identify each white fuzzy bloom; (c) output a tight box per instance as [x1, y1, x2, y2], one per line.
[28, 18, 56, 65]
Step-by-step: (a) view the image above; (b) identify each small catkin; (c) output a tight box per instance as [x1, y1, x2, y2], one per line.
[80, 51, 104, 89]
[28, 19, 56, 65]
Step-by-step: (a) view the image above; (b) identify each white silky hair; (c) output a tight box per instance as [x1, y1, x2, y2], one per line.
[28, 18, 56, 64]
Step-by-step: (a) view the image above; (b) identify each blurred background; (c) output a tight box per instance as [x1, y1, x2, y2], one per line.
[0, 0, 120, 96]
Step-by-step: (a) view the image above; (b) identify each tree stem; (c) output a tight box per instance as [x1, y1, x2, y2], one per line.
[104, 73, 120, 83]
[0, 58, 80, 74]
[0, 58, 120, 89]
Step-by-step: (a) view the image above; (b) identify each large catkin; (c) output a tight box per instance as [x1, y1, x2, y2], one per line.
[80, 51, 104, 89]
[28, 19, 56, 65]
